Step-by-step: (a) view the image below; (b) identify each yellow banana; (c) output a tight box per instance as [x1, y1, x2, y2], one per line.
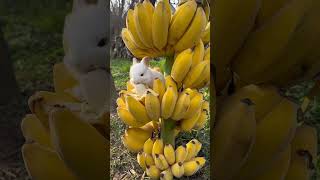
[183, 160, 200, 176]
[194, 109, 208, 130]
[117, 107, 145, 127]
[236, 98, 298, 179]
[116, 97, 126, 108]
[253, 145, 291, 180]
[143, 0, 154, 14]
[145, 91, 161, 121]
[121, 28, 150, 58]
[192, 139, 202, 155]
[232, 0, 313, 85]
[146, 165, 161, 179]
[192, 61, 210, 89]
[183, 60, 209, 88]
[22, 143, 76, 180]
[145, 152, 155, 166]
[155, 154, 169, 170]
[122, 127, 152, 152]
[183, 93, 203, 119]
[182, 88, 198, 99]
[191, 40, 205, 68]
[153, 78, 166, 101]
[203, 46, 210, 61]
[144, 138, 155, 154]
[174, 7, 207, 52]
[171, 162, 184, 178]
[21, 114, 52, 148]
[126, 9, 149, 49]
[28, 91, 78, 128]
[160, 168, 173, 180]
[134, 3, 154, 48]
[171, 48, 193, 82]
[213, 98, 255, 180]
[164, 144, 176, 165]
[168, 0, 197, 45]
[185, 140, 197, 161]
[192, 157, 206, 168]
[175, 145, 187, 163]
[49, 107, 107, 180]
[152, 138, 164, 157]
[53, 63, 78, 94]
[165, 75, 178, 92]
[161, 86, 178, 119]
[137, 152, 147, 170]
[201, 22, 210, 45]
[213, 0, 259, 90]
[171, 91, 191, 120]
[152, 0, 171, 50]
[127, 81, 135, 92]
[181, 110, 201, 132]
[126, 95, 151, 125]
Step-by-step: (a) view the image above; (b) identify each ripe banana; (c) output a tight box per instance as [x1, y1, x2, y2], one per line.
[126, 9, 148, 49]
[137, 152, 147, 170]
[203, 46, 210, 61]
[154, 154, 169, 170]
[145, 152, 155, 166]
[183, 93, 203, 119]
[213, 98, 256, 180]
[165, 75, 178, 92]
[192, 139, 202, 156]
[122, 127, 152, 152]
[121, 28, 150, 58]
[183, 160, 200, 176]
[232, 0, 313, 85]
[134, 3, 154, 48]
[164, 144, 176, 165]
[181, 110, 201, 132]
[171, 48, 193, 82]
[152, 0, 171, 50]
[53, 63, 78, 94]
[171, 162, 184, 178]
[185, 140, 197, 161]
[126, 95, 151, 125]
[146, 165, 161, 179]
[171, 91, 191, 120]
[144, 138, 155, 154]
[175, 145, 187, 163]
[117, 107, 145, 127]
[236, 98, 298, 179]
[183, 60, 210, 88]
[145, 91, 160, 121]
[153, 78, 166, 101]
[21, 114, 52, 148]
[116, 97, 126, 108]
[22, 143, 76, 180]
[49, 107, 107, 180]
[192, 157, 206, 168]
[161, 86, 178, 119]
[194, 109, 208, 130]
[160, 168, 173, 180]
[152, 138, 164, 157]
[191, 40, 205, 68]
[174, 7, 207, 52]
[201, 22, 210, 45]
[213, 0, 259, 90]
[168, 0, 197, 45]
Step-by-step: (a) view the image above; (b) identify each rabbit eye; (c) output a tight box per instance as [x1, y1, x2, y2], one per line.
[97, 37, 106, 47]
[140, 73, 144, 76]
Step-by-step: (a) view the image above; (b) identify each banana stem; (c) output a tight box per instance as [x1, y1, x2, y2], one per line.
[161, 56, 176, 146]
[160, 118, 176, 146]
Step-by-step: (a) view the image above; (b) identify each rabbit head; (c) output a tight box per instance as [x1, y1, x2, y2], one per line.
[63, 0, 108, 76]
[130, 57, 153, 86]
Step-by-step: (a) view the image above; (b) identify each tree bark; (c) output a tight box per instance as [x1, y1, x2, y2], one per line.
[0, 23, 19, 105]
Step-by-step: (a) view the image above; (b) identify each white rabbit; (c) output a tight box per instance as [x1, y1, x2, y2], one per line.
[129, 57, 165, 89]
[63, 0, 107, 79]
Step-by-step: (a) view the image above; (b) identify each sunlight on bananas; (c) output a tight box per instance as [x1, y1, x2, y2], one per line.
[123, 0, 209, 58]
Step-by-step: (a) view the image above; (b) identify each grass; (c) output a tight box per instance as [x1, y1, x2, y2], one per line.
[110, 58, 211, 179]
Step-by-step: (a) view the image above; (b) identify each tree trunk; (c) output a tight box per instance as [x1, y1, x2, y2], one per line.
[0, 23, 19, 105]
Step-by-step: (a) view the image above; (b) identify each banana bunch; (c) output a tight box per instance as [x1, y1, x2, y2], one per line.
[213, 84, 317, 180]
[117, 75, 209, 137]
[214, 0, 320, 93]
[171, 44, 210, 89]
[21, 62, 109, 180]
[136, 138, 206, 179]
[122, 0, 208, 58]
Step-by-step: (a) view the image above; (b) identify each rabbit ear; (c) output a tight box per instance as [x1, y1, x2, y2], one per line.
[141, 57, 151, 66]
[133, 58, 139, 64]
[97, 0, 107, 8]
